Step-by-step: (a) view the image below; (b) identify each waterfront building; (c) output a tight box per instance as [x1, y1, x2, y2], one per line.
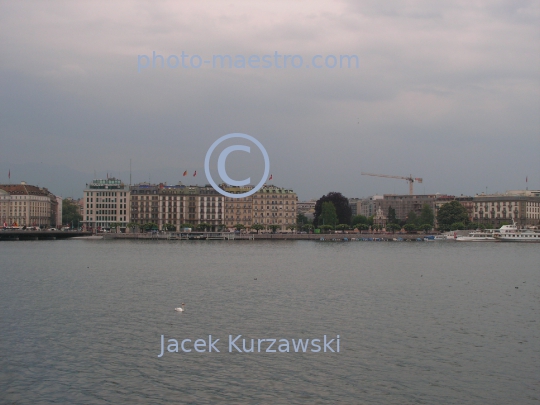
[361, 194, 474, 227]
[129, 183, 224, 231]
[82, 178, 130, 231]
[224, 185, 297, 232]
[472, 192, 540, 227]
[0, 182, 55, 227]
[252, 185, 297, 231]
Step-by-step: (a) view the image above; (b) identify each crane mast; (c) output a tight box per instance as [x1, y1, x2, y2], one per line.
[361, 172, 423, 195]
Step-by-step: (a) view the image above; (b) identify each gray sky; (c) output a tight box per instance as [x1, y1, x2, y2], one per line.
[1, 0, 539, 200]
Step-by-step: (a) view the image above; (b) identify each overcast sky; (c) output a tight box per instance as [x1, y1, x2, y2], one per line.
[1, 0, 538, 200]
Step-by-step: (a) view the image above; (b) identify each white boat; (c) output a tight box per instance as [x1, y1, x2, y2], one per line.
[494, 222, 540, 242]
[455, 229, 499, 242]
[434, 235, 448, 241]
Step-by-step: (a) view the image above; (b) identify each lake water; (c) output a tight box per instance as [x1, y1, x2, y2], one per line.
[1, 240, 539, 404]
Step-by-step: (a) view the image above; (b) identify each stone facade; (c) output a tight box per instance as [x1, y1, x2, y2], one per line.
[0, 182, 55, 227]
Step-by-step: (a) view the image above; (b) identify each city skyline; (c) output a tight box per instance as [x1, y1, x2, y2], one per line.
[1, 1, 538, 202]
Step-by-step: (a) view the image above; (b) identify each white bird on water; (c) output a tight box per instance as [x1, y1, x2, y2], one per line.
[175, 303, 185, 312]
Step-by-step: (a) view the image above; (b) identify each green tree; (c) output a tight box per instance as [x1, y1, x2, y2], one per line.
[109, 222, 121, 233]
[196, 223, 211, 231]
[296, 213, 312, 225]
[320, 201, 338, 228]
[351, 215, 368, 226]
[335, 224, 349, 232]
[62, 199, 83, 227]
[142, 222, 158, 231]
[419, 223, 432, 232]
[387, 223, 401, 233]
[356, 223, 369, 231]
[418, 204, 435, 226]
[126, 222, 140, 233]
[251, 223, 264, 233]
[437, 201, 469, 231]
[269, 224, 280, 233]
[403, 223, 416, 233]
[313, 192, 352, 227]
[450, 222, 465, 230]
[180, 223, 194, 229]
[367, 216, 374, 226]
[406, 211, 418, 225]
[388, 206, 398, 224]
[287, 225, 297, 232]
[319, 224, 334, 233]
[234, 223, 245, 231]
[303, 224, 314, 232]
[163, 223, 176, 231]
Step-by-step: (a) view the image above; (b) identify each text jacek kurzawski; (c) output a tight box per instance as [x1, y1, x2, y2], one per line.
[158, 335, 340, 357]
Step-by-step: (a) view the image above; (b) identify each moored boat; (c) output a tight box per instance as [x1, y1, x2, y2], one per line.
[494, 222, 540, 242]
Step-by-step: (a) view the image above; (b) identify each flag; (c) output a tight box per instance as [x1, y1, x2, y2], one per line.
[269, 174, 273, 180]
[183, 171, 188, 176]
[526, 176, 528, 183]
[193, 171, 197, 176]
[8, 169, 10, 179]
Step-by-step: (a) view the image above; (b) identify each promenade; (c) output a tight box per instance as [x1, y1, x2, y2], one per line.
[103, 232, 443, 241]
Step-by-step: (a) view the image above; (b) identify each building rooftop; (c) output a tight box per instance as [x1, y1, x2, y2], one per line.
[0, 183, 49, 196]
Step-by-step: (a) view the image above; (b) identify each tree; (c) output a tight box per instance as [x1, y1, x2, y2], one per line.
[388, 206, 398, 224]
[319, 224, 334, 233]
[287, 225, 297, 232]
[450, 222, 465, 230]
[109, 222, 121, 232]
[313, 192, 352, 227]
[251, 223, 264, 233]
[403, 223, 416, 233]
[269, 224, 280, 233]
[418, 204, 435, 227]
[419, 223, 432, 232]
[163, 223, 176, 231]
[180, 223, 194, 229]
[296, 213, 312, 225]
[62, 199, 82, 227]
[127, 222, 139, 233]
[234, 223, 245, 231]
[319, 202, 338, 228]
[196, 223, 211, 231]
[387, 223, 401, 233]
[356, 223, 369, 231]
[351, 215, 368, 226]
[406, 211, 418, 225]
[335, 224, 349, 232]
[142, 222, 158, 231]
[437, 201, 469, 231]
[303, 224, 314, 232]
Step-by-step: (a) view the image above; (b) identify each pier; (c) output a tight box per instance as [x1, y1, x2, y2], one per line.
[0, 230, 92, 241]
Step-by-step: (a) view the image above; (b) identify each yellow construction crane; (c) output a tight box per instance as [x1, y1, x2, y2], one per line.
[361, 172, 423, 195]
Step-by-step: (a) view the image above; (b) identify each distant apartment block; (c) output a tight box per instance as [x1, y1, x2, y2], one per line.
[358, 190, 539, 227]
[82, 178, 130, 231]
[360, 194, 471, 226]
[0, 182, 59, 227]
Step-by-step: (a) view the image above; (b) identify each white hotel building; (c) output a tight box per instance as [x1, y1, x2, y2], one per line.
[82, 178, 130, 231]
